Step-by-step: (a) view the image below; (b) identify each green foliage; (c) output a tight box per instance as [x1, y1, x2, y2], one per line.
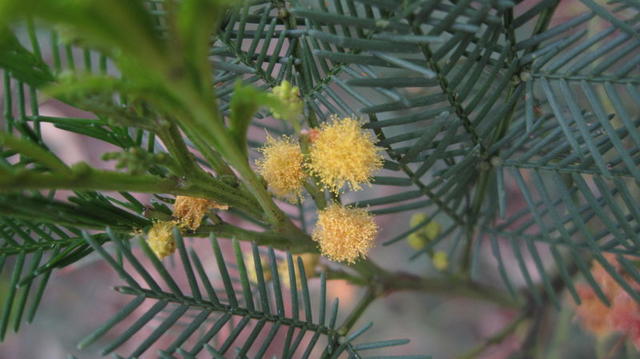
[78, 230, 426, 358]
[0, 0, 638, 357]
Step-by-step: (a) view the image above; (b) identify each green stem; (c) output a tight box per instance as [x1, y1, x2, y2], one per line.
[303, 181, 327, 210]
[338, 286, 377, 335]
[155, 121, 209, 179]
[0, 165, 263, 218]
[455, 311, 529, 359]
[178, 122, 237, 178]
[155, 121, 264, 219]
[0, 133, 71, 174]
[384, 272, 520, 308]
[173, 88, 293, 232]
[343, 258, 519, 308]
[193, 223, 317, 253]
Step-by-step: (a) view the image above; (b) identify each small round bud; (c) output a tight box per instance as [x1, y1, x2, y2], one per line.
[270, 80, 303, 123]
[432, 251, 448, 271]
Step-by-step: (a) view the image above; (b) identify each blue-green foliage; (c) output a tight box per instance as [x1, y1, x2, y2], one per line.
[0, 0, 639, 357]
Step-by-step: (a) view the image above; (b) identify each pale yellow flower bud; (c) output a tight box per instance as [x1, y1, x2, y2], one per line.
[432, 251, 448, 271]
[270, 80, 303, 122]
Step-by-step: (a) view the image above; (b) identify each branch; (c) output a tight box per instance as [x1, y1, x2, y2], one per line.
[455, 311, 529, 359]
[0, 165, 263, 218]
[193, 223, 317, 253]
[329, 259, 520, 308]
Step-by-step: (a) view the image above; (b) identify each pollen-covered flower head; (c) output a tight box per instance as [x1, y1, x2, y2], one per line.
[256, 136, 306, 202]
[147, 221, 176, 259]
[312, 204, 377, 264]
[173, 195, 228, 231]
[307, 116, 383, 192]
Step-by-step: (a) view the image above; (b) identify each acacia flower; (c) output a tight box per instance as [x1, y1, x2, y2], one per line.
[312, 205, 377, 263]
[173, 195, 228, 231]
[147, 221, 176, 259]
[432, 251, 449, 271]
[256, 136, 306, 202]
[407, 213, 442, 250]
[307, 116, 383, 192]
[270, 80, 303, 122]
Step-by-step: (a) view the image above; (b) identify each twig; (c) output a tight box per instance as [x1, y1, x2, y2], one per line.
[456, 311, 529, 359]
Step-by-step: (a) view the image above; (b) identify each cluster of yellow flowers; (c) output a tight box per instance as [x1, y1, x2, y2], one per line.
[146, 196, 228, 259]
[257, 115, 383, 201]
[407, 213, 448, 271]
[258, 83, 384, 264]
[152, 82, 384, 265]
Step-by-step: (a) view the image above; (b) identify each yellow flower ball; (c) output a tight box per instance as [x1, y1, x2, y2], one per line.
[307, 116, 383, 193]
[432, 251, 449, 271]
[407, 213, 442, 250]
[147, 221, 176, 259]
[256, 136, 306, 202]
[312, 205, 377, 263]
[173, 195, 228, 231]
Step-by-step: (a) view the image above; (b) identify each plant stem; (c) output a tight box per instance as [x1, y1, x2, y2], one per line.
[172, 89, 295, 232]
[342, 258, 519, 308]
[155, 121, 210, 179]
[338, 286, 377, 335]
[193, 223, 317, 253]
[383, 272, 520, 308]
[0, 166, 263, 218]
[455, 311, 529, 359]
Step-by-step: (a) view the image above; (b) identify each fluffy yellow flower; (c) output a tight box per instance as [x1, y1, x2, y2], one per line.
[147, 221, 176, 259]
[277, 253, 319, 288]
[432, 251, 449, 271]
[270, 80, 303, 122]
[312, 205, 377, 263]
[307, 116, 383, 192]
[407, 213, 442, 250]
[256, 136, 306, 201]
[173, 195, 228, 231]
